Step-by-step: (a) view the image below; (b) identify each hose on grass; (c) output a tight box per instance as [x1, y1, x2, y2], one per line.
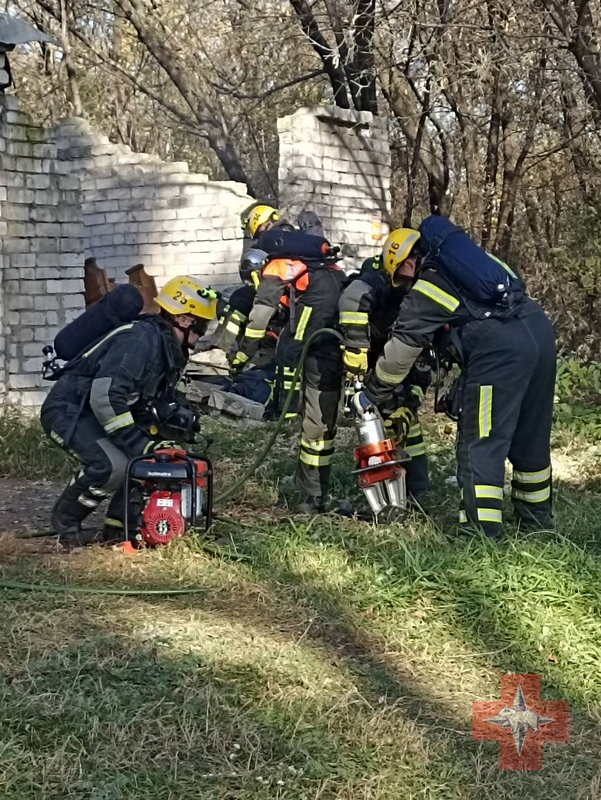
[214, 327, 343, 505]
[0, 579, 206, 596]
[0, 327, 344, 596]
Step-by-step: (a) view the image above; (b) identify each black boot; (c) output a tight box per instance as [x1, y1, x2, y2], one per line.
[102, 519, 125, 543]
[292, 495, 326, 515]
[50, 484, 101, 545]
[101, 484, 131, 543]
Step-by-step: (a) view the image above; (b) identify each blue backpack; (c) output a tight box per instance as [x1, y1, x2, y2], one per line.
[418, 215, 524, 310]
[256, 229, 339, 264]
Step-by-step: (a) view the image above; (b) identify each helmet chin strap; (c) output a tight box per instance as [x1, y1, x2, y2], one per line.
[180, 325, 198, 351]
[169, 315, 195, 350]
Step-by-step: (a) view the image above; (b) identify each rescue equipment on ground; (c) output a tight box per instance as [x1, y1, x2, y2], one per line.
[123, 448, 213, 550]
[353, 408, 411, 521]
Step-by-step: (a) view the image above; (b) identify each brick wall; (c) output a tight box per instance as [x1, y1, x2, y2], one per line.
[0, 96, 84, 408]
[278, 105, 391, 271]
[0, 100, 393, 408]
[0, 105, 252, 407]
[50, 118, 252, 289]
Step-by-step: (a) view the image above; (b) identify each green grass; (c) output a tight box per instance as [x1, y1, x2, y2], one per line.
[0, 406, 74, 479]
[0, 412, 600, 798]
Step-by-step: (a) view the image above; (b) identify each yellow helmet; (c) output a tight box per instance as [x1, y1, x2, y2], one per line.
[156, 276, 217, 320]
[246, 204, 279, 238]
[382, 228, 421, 285]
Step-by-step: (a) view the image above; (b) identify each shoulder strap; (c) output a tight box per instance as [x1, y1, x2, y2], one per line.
[427, 223, 463, 255]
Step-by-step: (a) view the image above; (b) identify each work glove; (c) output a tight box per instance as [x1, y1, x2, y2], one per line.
[165, 404, 199, 433]
[408, 357, 432, 398]
[384, 405, 415, 447]
[410, 385, 425, 404]
[143, 439, 177, 454]
[297, 210, 324, 237]
[343, 346, 369, 377]
[229, 350, 250, 375]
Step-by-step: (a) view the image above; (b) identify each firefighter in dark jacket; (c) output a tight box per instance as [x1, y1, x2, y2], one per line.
[339, 229, 431, 505]
[231, 246, 345, 511]
[41, 276, 216, 543]
[211, 208, 324, 358]
[353, 227, 556, 538]
[211, 204, 294, 356]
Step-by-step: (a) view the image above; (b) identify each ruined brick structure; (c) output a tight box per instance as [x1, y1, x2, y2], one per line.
[0, 97, 391, 406]
[278, 105, 391, 270]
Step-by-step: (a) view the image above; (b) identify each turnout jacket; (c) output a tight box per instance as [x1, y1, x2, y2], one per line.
[211, 284, 256, 353]
[237, 257, 344, 364]
[42, 315, 186, 457]
[211, 220, 295, 353]
[339, 255, 410, 352]
[364, 259, 538, 406]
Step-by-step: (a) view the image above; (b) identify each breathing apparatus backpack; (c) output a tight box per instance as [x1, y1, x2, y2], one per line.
[417, 215, 525, 316]
[55, 283, 143, 360]
[257, 228, 339, 264]
[43, 284, 144, 379]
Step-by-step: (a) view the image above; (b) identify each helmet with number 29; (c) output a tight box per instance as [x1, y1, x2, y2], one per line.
[156, 276, 217, 320]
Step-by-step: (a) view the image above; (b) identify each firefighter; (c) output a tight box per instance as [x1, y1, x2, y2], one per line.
[210, 249, 269, 356]
[210, 205, 294, 356]
[230, 245, 345, 511]
[242, 203, 282, 242]
[339, 230, 432, 505]
[41, 276, 217, 544]
[230, 231, 341, 409]
[352, 228, 556, 538]
[211, 208, 325, 359]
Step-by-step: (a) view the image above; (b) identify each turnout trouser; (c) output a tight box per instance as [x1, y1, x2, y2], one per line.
[457, 305, 556, 537]
[295, 353, 429, 503]
[385, 415, 429, 504]
[273, 364, 301, 419]
[294, 351, 343, 499]
[41, 402, 129, 527]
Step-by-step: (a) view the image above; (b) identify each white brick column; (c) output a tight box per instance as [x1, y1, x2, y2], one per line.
[0, 96, 85, 407]
[278, 105, 392, 272]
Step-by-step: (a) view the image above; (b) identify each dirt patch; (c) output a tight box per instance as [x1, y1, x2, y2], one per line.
[0, 479, 110, 558]
[0, 479, 71, 559]
[0, 478, 63, 536]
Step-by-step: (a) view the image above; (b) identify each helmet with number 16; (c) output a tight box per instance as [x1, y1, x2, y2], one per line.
[381, 228, 421, 286]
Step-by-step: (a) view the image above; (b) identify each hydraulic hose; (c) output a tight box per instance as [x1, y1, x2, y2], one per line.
[0, 580, 205, 596]
[0, 327, 343, 596]
[214, 326, 343, 504]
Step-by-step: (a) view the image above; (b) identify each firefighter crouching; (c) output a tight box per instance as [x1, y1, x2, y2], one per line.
[353, 225, 556, 539]
[340, 230, 432, 506]
[40, 277, 216, 544]
[230, 238, 345, 512]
